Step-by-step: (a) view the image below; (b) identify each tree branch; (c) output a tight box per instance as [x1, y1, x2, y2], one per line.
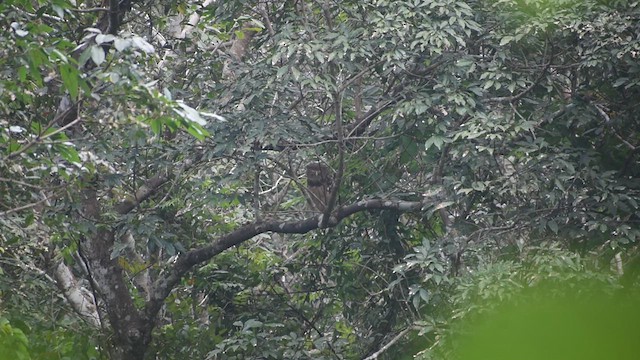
[0, 191, 62, 216]
[363, 326, 415, 360]
[53, 262, 101, 327]
[145, 192, 444, 319]
[70, 7, 109, 13]
[346, 98, 397, 137]
[6, 103, 79, 160]
[114, 169, 172, 215]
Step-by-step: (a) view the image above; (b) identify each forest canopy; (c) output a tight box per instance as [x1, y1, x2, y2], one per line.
[1, 0, 639, 359]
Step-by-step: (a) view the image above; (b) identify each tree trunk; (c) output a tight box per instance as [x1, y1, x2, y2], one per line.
[80, 186, 152, 360]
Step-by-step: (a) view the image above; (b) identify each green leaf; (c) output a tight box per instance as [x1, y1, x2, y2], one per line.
[78, 46, 92, 67]
[413, 292, 422, 309]
[291, 66, 301, 80]
[149, 118, 163, 135]
[276, 66, 289, 78]
[185, 122, 210, 141]
[471, 182, 486, 191]
[131, 36, 155, 53]
[613, 77, 628, 87]
[55, 143, 81, 163]
[434, 201, 454, 211]
[90, 45, 105, 65]
[110, 241, 130, 260]
[243, 319, 263, 330]
[6, 140, 21, 154]
[18, 66, 28, 82]
[499, 36, 514, 46]
[174, 101, 206, 125]
[95, 34, 116, 44]
[425, 135, 445, 150]
[59, 63, 79, 99]
[114, 38, 131, 52]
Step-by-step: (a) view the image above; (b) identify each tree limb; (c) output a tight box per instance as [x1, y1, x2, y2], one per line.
[53, 262, 101, 327]
[0, 190, 62, 216]
[114, 169, 172, 215]
[363, 326, 415, 360]
[145, 192, 444, 319]
[6, 103, 79, 160]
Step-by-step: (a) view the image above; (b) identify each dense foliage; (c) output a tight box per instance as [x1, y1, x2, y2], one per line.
[1, 0, 639, 359]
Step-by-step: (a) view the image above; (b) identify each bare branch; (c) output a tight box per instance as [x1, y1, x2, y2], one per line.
[256, 3, 275, 37]
[70, 7, 109, 13]
[347, 98, 397, 137]
[0, 192, 61, 216]
[6, 104, 79, 160]
[338, 60, 384, 94]
[114, 169, 172, 215]
[54, 262, 101, 327]
[145, 191, 444, 319]
[363, 326, 415, 360]
[0, 177, 43, 189]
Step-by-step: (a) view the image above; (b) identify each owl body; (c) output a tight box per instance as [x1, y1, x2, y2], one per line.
[306, 162, 332, 212]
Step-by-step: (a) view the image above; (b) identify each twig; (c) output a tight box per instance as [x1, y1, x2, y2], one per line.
[338, 60, 384, 94]
[7, 115, 80, 159]
[70, 7, 110, 13]
[0, 177, 43, 189]
[256, 4, 275, 37]
[0, 192, 60, 216]
[486, 61, 551, 103]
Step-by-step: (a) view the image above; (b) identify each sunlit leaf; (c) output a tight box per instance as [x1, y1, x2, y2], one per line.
[131, 36, 154, 53]
[90, 45, 105, 65]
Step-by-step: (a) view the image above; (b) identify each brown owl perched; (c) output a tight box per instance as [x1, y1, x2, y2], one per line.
[306, 162, 333, 212]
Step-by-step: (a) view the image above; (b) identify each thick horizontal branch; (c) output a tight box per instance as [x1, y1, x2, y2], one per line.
[145, 191, 444, 319]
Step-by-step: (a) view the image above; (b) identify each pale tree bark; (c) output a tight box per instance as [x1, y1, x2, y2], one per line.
[48, 2, 152, 357]
[79, 186, 150, 360]
[168, 0, 216, 39]
[53, 262, 101, 327]
[220, 21, 261, 97]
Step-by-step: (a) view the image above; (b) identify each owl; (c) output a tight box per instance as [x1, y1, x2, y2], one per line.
[306, 162, 333, 212]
